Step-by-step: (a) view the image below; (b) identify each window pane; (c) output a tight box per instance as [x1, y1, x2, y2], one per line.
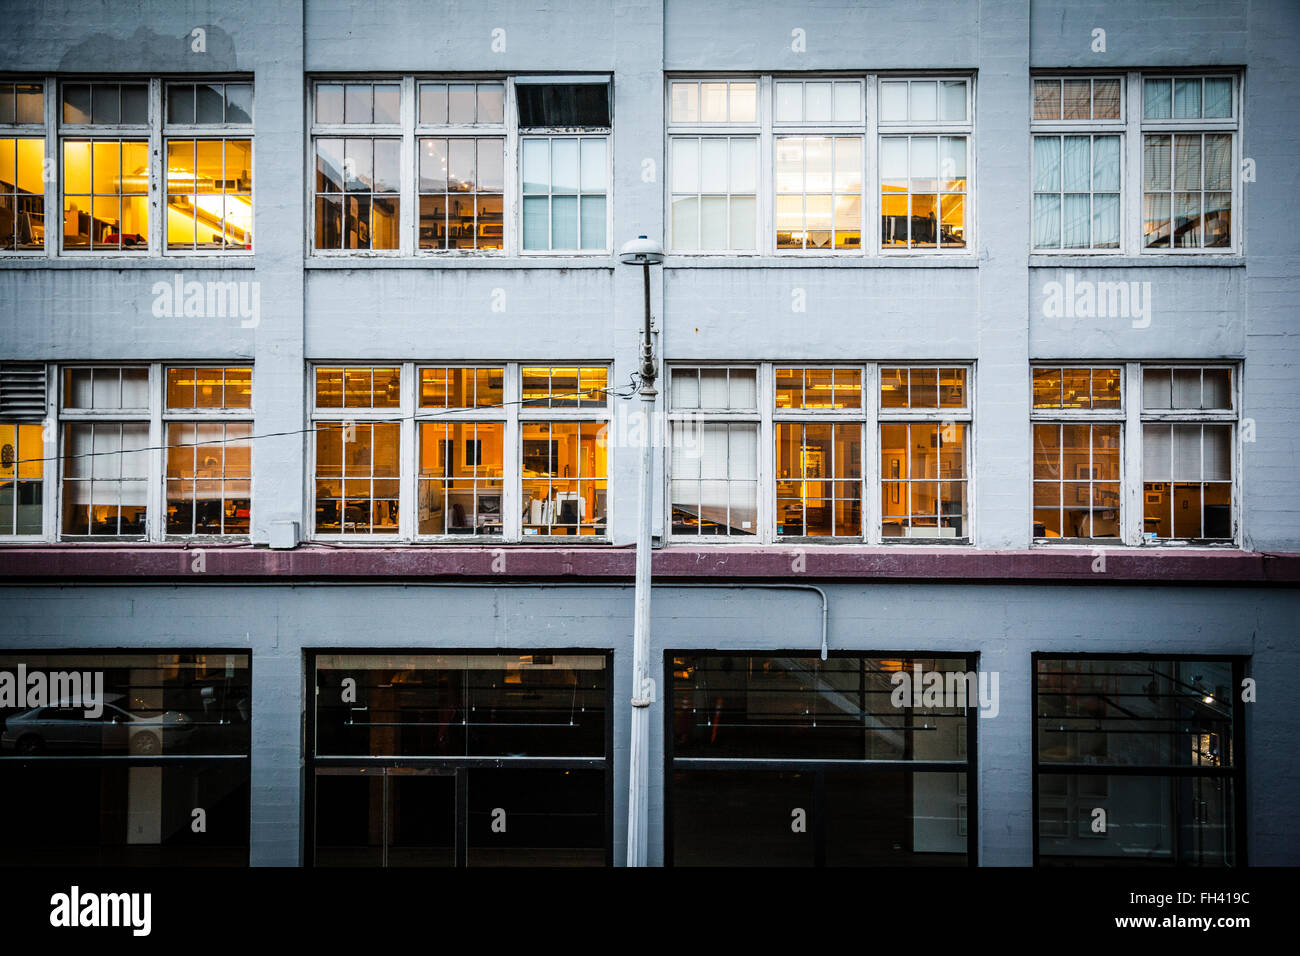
[580, 138, 606, 193]
[909, 81, 936, 121]
[730, 82, 757, 123]
[521, 139, 549, 194]
[775, 82, 801, 123]
[1143, 78, 1171, 119]
[1204, 78, 1232, 118]
[1092, 136, 1120, 192]
[1063, 79, 1090, 120]
[880, 81, 907, 121]
[1092, 78, 1121, 119]
[1173, 78, 1202, 118]
[1033, 79, 1061, 119]
[939, 80, 966, 121]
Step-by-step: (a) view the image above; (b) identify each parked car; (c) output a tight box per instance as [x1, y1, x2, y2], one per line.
[1, 694, 195, 755]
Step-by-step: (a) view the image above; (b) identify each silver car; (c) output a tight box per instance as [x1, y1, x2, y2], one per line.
[1, 694, 195, 755]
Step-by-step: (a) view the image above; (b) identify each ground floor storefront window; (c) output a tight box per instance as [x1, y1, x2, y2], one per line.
[666, 652, 975, 865]
[1034, 655, 1244, 865]
[0, 651, 251, 865]
[308, 651, 611, 866]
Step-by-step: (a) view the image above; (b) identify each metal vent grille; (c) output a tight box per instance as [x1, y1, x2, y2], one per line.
[0, 364, 48, 421]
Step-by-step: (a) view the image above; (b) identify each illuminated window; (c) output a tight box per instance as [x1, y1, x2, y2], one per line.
[1141, 367, 1235, 541]
[775, 368, 863, 537]
[0, 82, 45, 252]
[880, 367, 969, 539]
[879, 78, 969, 251]
[1031, 366, 1122, 541]
[0, 421, 43, 534]
[1142, 75, 1235, 251]
[165, 139, 252, 250]
[164, 367, 253, 536]
[312, 367, 402, 536]
[418, 367, 505, 536]
[776, 135, 861, 251]
[59, 81, 149, 252]
[313, 137, 401, 251]
[520, 366, 609, 536]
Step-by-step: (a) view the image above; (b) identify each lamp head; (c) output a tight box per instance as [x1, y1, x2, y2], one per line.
[619, 235, 664, 265]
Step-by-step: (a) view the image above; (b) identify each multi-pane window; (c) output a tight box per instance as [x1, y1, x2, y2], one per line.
[668, 367, 759, 536]
[668, 653, 974, 866]
[667, 362, 972, 542]
[6, 75, 253, 254]
[59, 366, 150, 536]
[418, 366, 505, 535]
[165, 82, 253, 251]
[520, 136, 607, 251]
[1141, 366, 1234, 541]
[310, 77, 610, 255]
[312, 83, 401, 252]
[1142, 75, 1235, 250]
[0, 421, 43, 535]
[308, 362, 611, 542]
[774, 78, 863, 251]
[1031, 366, 1123, 541]
[520, 367, 609, 535]
[518, 82, 611, 253]
[668, 75, 971, 256]
[56, 364, 255, 540]
[418, 81, 505, 251]
[0, 81, 45, 252]
[775, 368, 863, 536]
[60, 81, 149, 251]
[312, 367, 402, 535]
[668, 80, 759, 252]
[164, 367, 253, 535]
[670, 137, 757, 251]
[1030, 78, 1123, 251]
[879, 78, 969, 250]
[880, 367, 969, 538]
[1035, 656, 1242, 866]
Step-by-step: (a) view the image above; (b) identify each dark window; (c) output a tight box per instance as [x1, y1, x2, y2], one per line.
[667, 653, 974, 866]
[516, 83, 610, 128]
[0, 652, 251, 866]
[1035, 656, 1243, 866]
[308, 651, 612, 867]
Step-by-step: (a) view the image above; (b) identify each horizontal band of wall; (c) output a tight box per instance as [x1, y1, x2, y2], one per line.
[0, 544, 1296, 584]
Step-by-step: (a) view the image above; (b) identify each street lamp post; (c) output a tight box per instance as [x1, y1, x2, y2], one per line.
[619, 235, 664, 867]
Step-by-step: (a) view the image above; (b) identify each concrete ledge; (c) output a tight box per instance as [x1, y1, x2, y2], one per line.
[1, 544, 1296, 584]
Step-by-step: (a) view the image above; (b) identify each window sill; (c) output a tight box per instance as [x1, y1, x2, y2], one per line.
[304, 256, 615, 269]
[0, 257, 256, 270]
[1029, 254, 1245, 268]
[664, 255, 979, 269]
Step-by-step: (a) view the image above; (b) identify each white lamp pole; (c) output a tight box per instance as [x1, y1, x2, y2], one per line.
[619, 235, 664, 866]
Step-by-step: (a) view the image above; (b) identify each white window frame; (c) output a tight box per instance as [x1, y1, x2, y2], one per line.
[306, 361, 613, 543]
[1137, 363, 1239, 545]
[664, 361, 974, 544]
[161, 80, 255, 256]
[518, 132, 611, 254]
[52, 362, 254, 542]
[1029, 74, 1126, 254]
[1030, 363, 1126, 545]
[0, 77, 50, 257]
[1030, 361, 1241, 548]
[308, 75, 612, 258]
[665, 73, 975, 258]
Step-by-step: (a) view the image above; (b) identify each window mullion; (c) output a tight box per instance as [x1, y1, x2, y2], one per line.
[503, 362, 521, 540]
[45, 75, 58, 258]
[400, 75, 415, 257]
[864, 362, 881, 543]
[400, 361, 415, 540]
[148, 78, 162, 256]
[146, 363, 163, 540]
[759, 75, 773, 256]
[1124, 71, 1142, 255]
[1120, 361, 1143, 545]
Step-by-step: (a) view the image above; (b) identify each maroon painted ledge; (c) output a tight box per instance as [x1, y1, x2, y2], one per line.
[0, 544, 1298, 585]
